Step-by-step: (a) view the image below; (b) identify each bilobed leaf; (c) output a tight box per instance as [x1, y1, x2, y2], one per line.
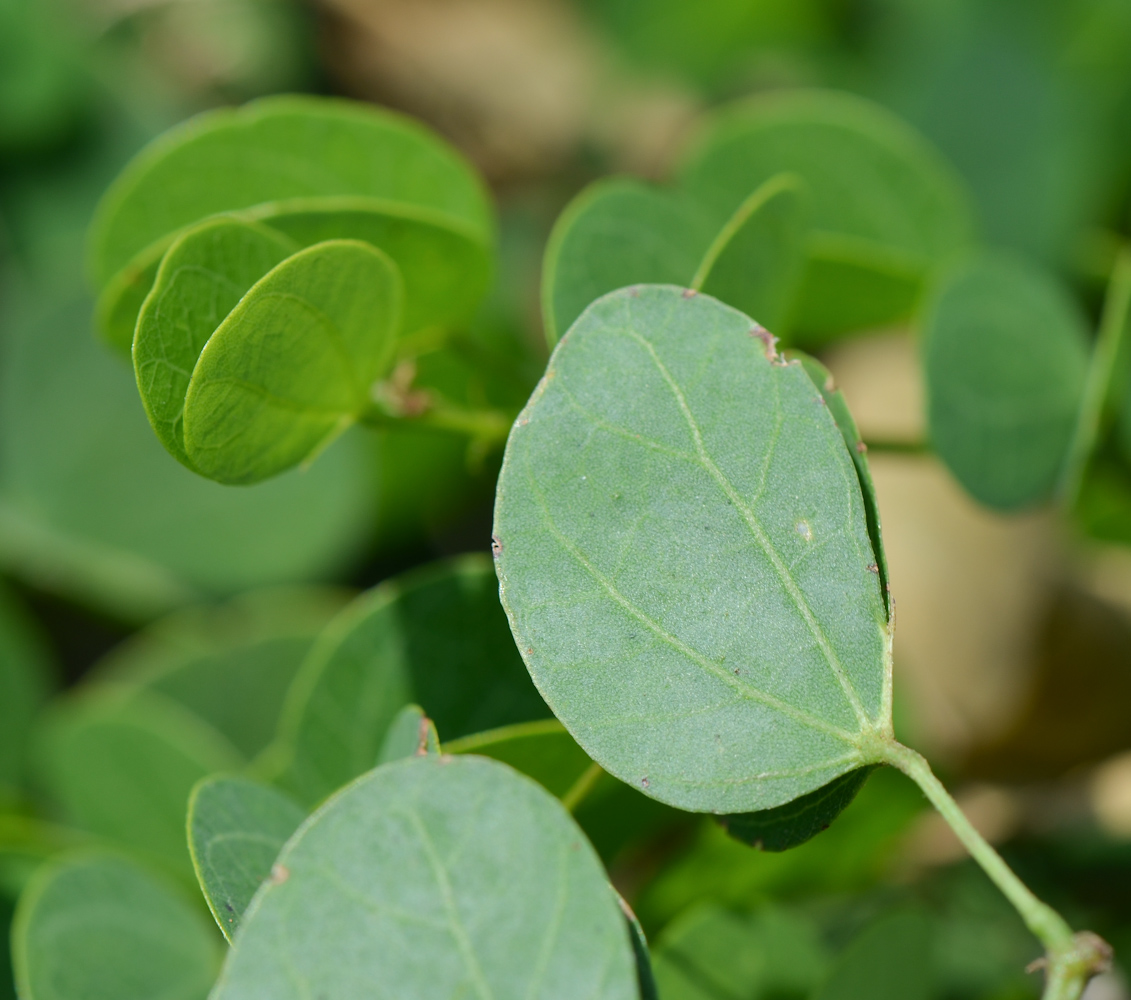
[187, 775, 304, 942]
[692, 173, 808, 336]
[183, 239, 402, 484]
[494, 285, 889, 813]
[445, 719, 596, 800]
[12, 851, 221, 1000]
[923, 253, 1090, 510]
[717, 766, 874, 851]
[210, 756, 638, 1000]
[680, 89, 974, 342]
[33, 689, 243, 876]
[814, 910, 931, 1000]
[275, 554, 548, 805]
[0, 584, 53, 801]
[376, 704, 440, 764]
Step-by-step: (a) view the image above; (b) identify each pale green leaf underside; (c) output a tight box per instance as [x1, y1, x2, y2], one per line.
[187, 775, 304, 943]
[211, 756, 638, 1000]
[494, 285, 888, 813]
[12, 851, 221, 1000]
[183, 239, 403, 485]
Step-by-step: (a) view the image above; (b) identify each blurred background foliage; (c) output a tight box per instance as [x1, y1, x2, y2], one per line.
[3, 0, 1131, 997]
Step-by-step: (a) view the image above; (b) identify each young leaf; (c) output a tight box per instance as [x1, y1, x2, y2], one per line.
[12, 851, 221, 1000]
[813, 910, 931, 1000]
[0, 584, 53, 801]
[376, 704, 441, 764]
[680, 90, 974, 342]
[275, 554, 548, 805]
[182, 239, 403, 484]
[34, 689, 243, 876]
[210, 756, 639, 1000]
[493, 285, 889, 814]
[923, 253, 1090, 510]
[187, 775, 304, 942]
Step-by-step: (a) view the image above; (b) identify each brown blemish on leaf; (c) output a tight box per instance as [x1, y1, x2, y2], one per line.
[270, 864, 290, 885]
[681, 288, 697, 299]
[640, 777, 650, 788]
[750, 324, 782, 364]
[491, 535, 503, 557]
[415, 716, 433, 756]
[856, 440, 868, 454]
[867, 563, 879, 574]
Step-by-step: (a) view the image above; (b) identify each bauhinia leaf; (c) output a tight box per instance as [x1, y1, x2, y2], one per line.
[182, 239, 403, 484]
[12, 851, 221, 1000]
[494, 285, 890, 814]
[187, 775, 304, 942]
[922, 253, 1090, 510]
[376, 704, 440, 764]
[210, 756, 639, 1000]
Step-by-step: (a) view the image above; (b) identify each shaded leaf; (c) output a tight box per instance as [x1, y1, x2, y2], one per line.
[187, 775, 304, 942]
[211, 756, 638, 1000]
[0, 584, 54, 802]
[814, 909, 932, 1000]
[923, 253, 1090, 510]
[494, 285, 889, 813]
[183, 239, 402, 484]
[12, 851, 221, 1000]
[616, 892, 659, 1000]
[376, 704, 440, 765]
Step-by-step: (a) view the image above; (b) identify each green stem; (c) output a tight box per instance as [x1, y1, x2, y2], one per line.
[861, 437, 932, 456]
[881, 742, 1109, 1000]
[360, 399, 514, 443]
[1058, 245, 1131, 508]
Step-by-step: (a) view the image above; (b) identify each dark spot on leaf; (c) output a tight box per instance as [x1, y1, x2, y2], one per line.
[270, 864, 290, 885]
[867, 563, 879, 573]
[526, 647, 533, 655]
[491, 535, 503, 556]
[224, 902, 235, 912]
[750, 324, 780, 363]
[640, 777, 649, 788]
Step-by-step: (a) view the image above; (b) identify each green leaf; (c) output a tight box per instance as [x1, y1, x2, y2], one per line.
[89, 95, 493, 349]
[445, 719, 596, 800]
[616, 892, 659, 1000]
[0, 584, 54, 801]
[650, 902, 828, 1000]
[275, 554, 549, 805]
[691, 173, 809, 337]
[0, 816, 86, 901]
[182, 239, 402, 484]
[679, 90, 974, 343]
[187, 775, 304, 943]
[814, 910, 931, 1000]
[376, 704, 441, 764]
[12, 851, 221, 1000]
[716, 766, 874, 851]
[33, 689, 243, 876]
[494, 285, 890, 813]
[98, 587, 348, 762]
[210, 756, 638, 1000]
[923, 253, 1090, 510]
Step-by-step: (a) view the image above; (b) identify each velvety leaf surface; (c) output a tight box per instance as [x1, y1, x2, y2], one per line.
[12, 851, 221, 1000]
[813, 910, 931, 1000]
[187, 775, 304, 942]
[0, 584, 53, 801]
[377, 704, 441, 764]
[183, 239, 402, 484]
[134, 217, 297, 469]
[211, 756, 638, 1000]
[494, 285, 889, 813]
[276, 554, 548, 805]
[716, 766, 874, 851]
[923, 254, 1090, 510]
[445, 719, 596, 800]
[33, 689, 243, 875]
[542, 178, 714, 345]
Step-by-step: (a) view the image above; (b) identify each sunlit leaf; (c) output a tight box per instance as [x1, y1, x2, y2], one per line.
[494, 285, 889, 813]
[210, 756, 639, 1000]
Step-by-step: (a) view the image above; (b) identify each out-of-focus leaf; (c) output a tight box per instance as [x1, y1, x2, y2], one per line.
[210, 756, 638, 1000]
[0, 292, 377, 618]
[616, 892, 658, 1000]
[274, 554, 548, 805]
[33, 689, 242, 876]
[187, 775, 304, 942]
[494, 285, 889, 813]
[96, 587, 348, 761]
[651, 902, 828, 1000]
[813, 909, 932, 1000]
[12, 851, 221, 1000]
[376, 704, 440, 764]
[680, 90, 974, 343]
[923, 253, 1090, 510]
[0, 584, 53, 802]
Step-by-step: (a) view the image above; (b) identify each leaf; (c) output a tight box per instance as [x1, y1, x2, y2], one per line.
[494, 285, 890, 813]
[0, 584, 54, 801]
[89, 95, 493, 350]
[275, 554, 549, 805]
[182, 239, 403, 484]
[922, 253, 1090, 510]
[12, 851, 221, 1000]
[716, 766, 874, 851]
[210, 756, 639, 1000]
[813, 910, 932, 1000]
[616, 892, 659, 1000]
[691, 173, 809, 337]
[96, 587, 347, 762]
[187, 775, 304, 942]
[376, 704, 441, 764]
[679, 89, 974, 343]
[33, 689, 243, 876]
[445, 719, 596, 800]
[650, 902, 828, 1000]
